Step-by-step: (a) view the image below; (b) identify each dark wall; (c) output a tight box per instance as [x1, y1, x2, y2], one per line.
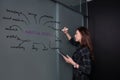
[88, 0, 120, 80]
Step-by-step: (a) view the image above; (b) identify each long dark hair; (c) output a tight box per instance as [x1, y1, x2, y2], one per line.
[77, 27, 94, 60]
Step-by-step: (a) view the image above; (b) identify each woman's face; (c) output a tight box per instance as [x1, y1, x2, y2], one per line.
[74, 30, 82, 43]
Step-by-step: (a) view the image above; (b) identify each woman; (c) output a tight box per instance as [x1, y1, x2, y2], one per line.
[62, 26, 95, 80]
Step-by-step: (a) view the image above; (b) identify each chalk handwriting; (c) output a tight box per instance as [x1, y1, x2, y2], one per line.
[6, 9, 30, 24]
[6, 35, 21, 40]
[47, 26, 61, 31]
[43, 21, 60, 25]
[6, 9, 22, 16]
[2, 9, 62, 52]
[11, 46, 25, 50]
[39, 15, 54, 24]
[2, 16, 12, 20]
[2, 16, 27, 25]
[55, 36, 62, 42]
[10, 39, 31, 50]
[25, 30, 53, 37]
[32, 42, 48, 51]
[5, 25, 23, 31]
[28, 12, 37, 24]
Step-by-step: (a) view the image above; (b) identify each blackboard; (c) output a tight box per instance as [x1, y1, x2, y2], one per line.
[0, 0, 84, 80]
[0, 0, 58, 80]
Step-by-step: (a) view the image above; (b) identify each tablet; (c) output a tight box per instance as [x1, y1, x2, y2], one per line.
[57, 50, 66, 57]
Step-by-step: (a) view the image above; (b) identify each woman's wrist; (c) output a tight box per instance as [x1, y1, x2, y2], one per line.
[64, 32, 69, 35]
[73, 63, 79, 68]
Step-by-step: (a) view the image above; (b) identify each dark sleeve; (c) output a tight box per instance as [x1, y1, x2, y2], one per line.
[69, 38, 79, 47]
[76, 48, 91, 75]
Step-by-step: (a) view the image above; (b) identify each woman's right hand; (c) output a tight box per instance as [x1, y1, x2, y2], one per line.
[61, 27, 71, 40]
[61, 27, 69, 34]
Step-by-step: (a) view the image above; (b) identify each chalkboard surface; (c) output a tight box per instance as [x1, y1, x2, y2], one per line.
[0, 0, 58, 80]
[0, 0, 83, 80]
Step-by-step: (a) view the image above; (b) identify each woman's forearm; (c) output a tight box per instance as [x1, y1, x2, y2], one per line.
[65, 32, 72, 40]
[62, 27, 72, 40]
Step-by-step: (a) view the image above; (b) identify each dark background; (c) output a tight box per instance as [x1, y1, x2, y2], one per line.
[88, 0, 120, 80]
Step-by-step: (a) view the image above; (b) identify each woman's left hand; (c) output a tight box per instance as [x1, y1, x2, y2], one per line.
[62, 55, 75, 65]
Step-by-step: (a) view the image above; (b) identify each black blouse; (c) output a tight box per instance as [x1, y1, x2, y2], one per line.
[69, 38, 91, 80]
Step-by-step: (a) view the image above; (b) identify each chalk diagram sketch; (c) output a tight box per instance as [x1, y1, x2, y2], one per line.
[1, 9, 62, 52]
